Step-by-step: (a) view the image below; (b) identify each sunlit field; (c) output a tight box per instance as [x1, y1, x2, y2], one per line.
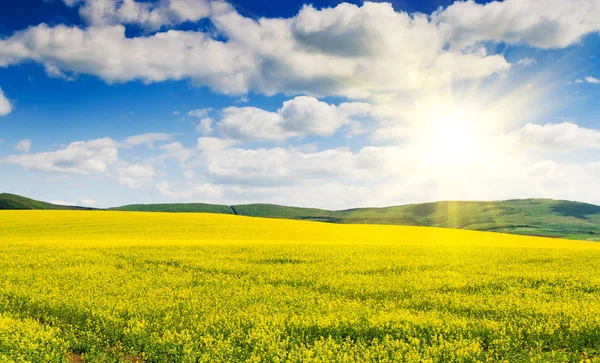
[1, 211, 600, 362]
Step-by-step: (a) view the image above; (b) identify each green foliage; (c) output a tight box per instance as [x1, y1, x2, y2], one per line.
[336, 199, 600, 239]
[231, 204, 339, 221]
[109, 203, 233, 214]
[232, 200, 600, 240]
[0, 193, 92, 211]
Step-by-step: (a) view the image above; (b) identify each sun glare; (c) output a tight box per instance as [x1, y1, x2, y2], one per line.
[431, 118, 479, 163]
[420, 115, 487, 166]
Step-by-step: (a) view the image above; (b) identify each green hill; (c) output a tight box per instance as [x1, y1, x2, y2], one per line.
[109, 203, 233, 214]
[334, 199, 600, 240]
[2, 193, 600, 240]
[0, 193, 94, 210]
[231, 204, 339, 221]
[231, 200, 600, 240]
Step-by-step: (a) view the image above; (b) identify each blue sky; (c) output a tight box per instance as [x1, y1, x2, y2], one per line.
[1, 0, 600, 209]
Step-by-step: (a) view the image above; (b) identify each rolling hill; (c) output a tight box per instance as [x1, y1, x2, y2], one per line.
[2, 193, 600, 240]
[0, 193, 95, 210]
[335, 199, 600, 240]
[110, 203, 233, 214]
[234, 200, 600, 240]
[231, 204, 339, 221]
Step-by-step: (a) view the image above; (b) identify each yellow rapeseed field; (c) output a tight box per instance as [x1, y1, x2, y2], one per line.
[1, 210, 600, 362]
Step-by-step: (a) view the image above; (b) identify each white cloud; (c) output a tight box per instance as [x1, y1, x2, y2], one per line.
[0, 2, 514, 98]
[117, 163, 155, 188]
[515, 122, 600, 151]
[196, 137, 238, 151]
[217, 96, 372, 141]
[280, 96, 371, 136]
[50, 200, 76, 206]
[435, 0, 600, 49]
[585, 76, 600, 84]
[156, 180, 223, 199]
[124, 133, 172, 148]
[159, 141, 196, 166]
[570, 77, 600, 84]
[218, 106, 296, 141]
[15, 139, 31, 152]
[195, 117, 213, 135]
[1, 137, 119, 174]
[48, 198, 95, 208]
[7, 132, 600, 209]
[0, 24, 255, 94]
[195, 142, 408, 186]
[346, 120, 367, 137]
[214, 1, 510, 97]
[63, 0, 211, 30]
[516, 58, 536, 67]
[370, 124, 413, 142]
[188, 108, 211, 118]
[183, 170, 195, 180]
[79, 198, 97, 207]
[0, 88, 12, 116]
[153, 137, 600, 208]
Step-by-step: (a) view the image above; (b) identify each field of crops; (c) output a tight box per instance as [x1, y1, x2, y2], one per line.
[1, 211, 600, 362]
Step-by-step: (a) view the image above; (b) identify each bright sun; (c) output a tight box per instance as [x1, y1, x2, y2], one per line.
[422, 115, 487, 166]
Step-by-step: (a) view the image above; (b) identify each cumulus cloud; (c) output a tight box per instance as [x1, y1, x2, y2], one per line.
[213, 2, 510, 97]
[117, 163, 155, 188]
[152, 135, 600, 208]
[435, 0, 600, 49]
[218, 107, 296, 141]
[0, 138, 119, 174]
[2, 1, 591, 98]
[217, 96, 372, 141]
[515, 122, 600, 151]
[0, 2, 515, 97]
[194, 141, 409, 186]
[15, 139, 31, 152]
[196, 137, 238, 151]
[159, 141, 196, 166]
[124, 133, 172, 148]
[151, 134, 600, 208]
[280, 97, 372, 136]
[188, 108, 211, 118]
[195, 117, 214, 135]
[0, 88, 12, 116]
[0, 24, 254, 93]
[63, 0, 211, 29]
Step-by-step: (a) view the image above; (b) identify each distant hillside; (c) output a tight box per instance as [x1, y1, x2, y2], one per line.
[333, 199, 600, 240]
[0, 193, 94, 210]
[109, 203, 233, 214]
[231, 204, 339, 221]
[3, 193, 600, 240]
[231, 200, 600, 240]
